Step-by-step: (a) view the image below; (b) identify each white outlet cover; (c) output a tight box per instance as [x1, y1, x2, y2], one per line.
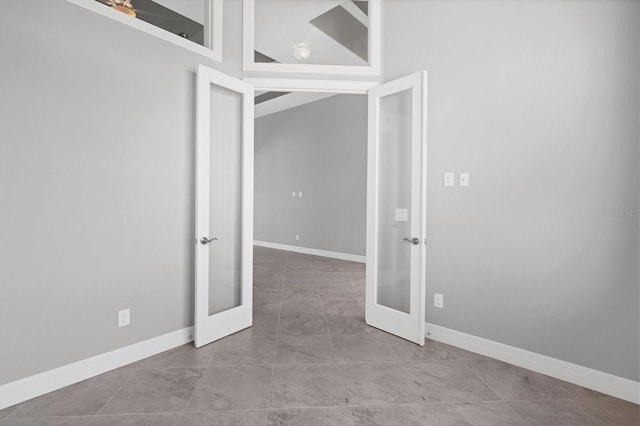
[460, 173, 469, 187]
[292, 192, 296, 197]
[444, 172, 454, 187]
[434, 293, 444, 308]
[118, 309, 130, 327]
[298, 191, 303, 197]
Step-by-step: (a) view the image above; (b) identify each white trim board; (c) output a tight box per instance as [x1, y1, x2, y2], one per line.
[426, 322, 640, 405]
[0, 327, 194, 410]
[254, 241, 365, 263]
[245, 78, 378, 94]
[65, 0, 222, 62]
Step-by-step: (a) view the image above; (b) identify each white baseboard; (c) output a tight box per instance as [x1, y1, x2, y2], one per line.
[425, 322, 639, 405]
[254, 240, 366, 263]
[0, 327, 194, 410]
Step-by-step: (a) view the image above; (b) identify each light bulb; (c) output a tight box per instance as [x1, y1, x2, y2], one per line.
[292, 43, 311, 60]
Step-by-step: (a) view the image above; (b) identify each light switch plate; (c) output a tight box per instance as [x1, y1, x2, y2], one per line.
[444, 172, 455, 187]
[460, 173, 469, 187]
[395, 208, 408, 222]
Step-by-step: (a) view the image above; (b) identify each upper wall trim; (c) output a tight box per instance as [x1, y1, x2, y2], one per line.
[244, 78, 378, 94]
[242, 0, 381, 76]
[65, 0, 223, 62]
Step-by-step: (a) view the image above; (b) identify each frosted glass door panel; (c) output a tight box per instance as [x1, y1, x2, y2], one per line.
[208, 84, 243, 316]
[376, 89, 412, 314]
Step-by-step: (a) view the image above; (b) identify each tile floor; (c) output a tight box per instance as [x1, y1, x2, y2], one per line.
[1, 247, 638, 425]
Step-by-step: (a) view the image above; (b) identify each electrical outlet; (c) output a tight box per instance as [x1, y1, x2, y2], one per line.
[295, 234, 300, 241]
[118, 309, 130, 327]
[460, 172, 469, 187]
[292, 191, 296, 197]
[434, 293, 444, 309]
[298, 191, 303, 197]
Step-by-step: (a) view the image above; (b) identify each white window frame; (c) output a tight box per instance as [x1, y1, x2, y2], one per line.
[242, 0, 381, 76]
[66, 0, 223, 62]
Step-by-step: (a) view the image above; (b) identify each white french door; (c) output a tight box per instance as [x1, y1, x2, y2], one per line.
[366, 71, 427, 345]
[195, 65, 254, 348]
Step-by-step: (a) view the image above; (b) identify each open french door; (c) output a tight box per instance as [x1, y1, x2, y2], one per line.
[195, 65, 254, 348]
[366, 71, 427, 345]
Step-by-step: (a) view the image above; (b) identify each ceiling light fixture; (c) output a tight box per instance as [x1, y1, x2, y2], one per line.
[292, 43, 312, 60]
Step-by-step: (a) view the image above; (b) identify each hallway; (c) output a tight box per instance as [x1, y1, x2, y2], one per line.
[1, 247, 637, 425]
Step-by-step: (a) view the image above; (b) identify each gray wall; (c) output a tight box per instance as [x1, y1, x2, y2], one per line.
[254, 95, 367, 256]
[384, 0, 639, 381]
[0, 0, 242, 385]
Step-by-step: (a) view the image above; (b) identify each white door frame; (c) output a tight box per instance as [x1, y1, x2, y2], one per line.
[248, 76, 428, 345]
[195, 64, 254, 348]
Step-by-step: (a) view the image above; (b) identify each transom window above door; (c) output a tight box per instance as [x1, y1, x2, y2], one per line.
[66, 0, 223, 61]
[243, 0, 381, 76]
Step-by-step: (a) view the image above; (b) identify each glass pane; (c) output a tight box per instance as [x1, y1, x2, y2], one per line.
[376, 88, 412, 314]
[208, 83, 243, 316]
[254, 0, 369, 66]
[95, 0, 206, 46]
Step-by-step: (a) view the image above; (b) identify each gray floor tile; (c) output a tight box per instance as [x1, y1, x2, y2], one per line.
[403, 360, 500, 402]
[275, 335, 336, 364]
[350, 406, 385, 426]
[254, 280, 284, 290]
[380, 402, 532, 426]
[569, 397, 640, 426]
[280, 299, 325, 316]
[331, 335, 397, 363]
[254, 287, 284, 302]
[0, 406, 17, 421]
[141, 343, 218, 368]
[89, 413, 181, 426]
[178, 410, 267, 425]
[325, 314, 382, 335]
[316, 281, 359, 300]
[12, 362, 140, 418]
[466, 358, 603, 400]
[253, 265, 285, 281]
[186, 365, 272, 411]
[284, 269, 317, 281]
[316, 271, 364, 281]
[250, 313, 280, 336]
[253, 300, 281, 315]
[508, 399, 607, 426]
[322, 300, 364, 316]
[278, 314, 329, 335]
[269, 364, 348, 408]
[267, 407, 355, 426]
[281, 287, 319, 303]
[211, 334, 276, 366]
[1, 417, 92, 426]
[99, 367, 203, 414]
[387, 336, 485, 361]
[339, 362, 424, 405]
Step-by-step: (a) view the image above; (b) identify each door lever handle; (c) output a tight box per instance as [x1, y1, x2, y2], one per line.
[200, 237, 217, 245]
[403, 237, 420, 245]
